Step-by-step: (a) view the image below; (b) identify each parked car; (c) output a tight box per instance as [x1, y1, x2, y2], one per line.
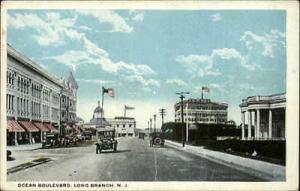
[42, 132, 59, 148]
[82, 130, 92, 140]
[76, 134, 85, 141]
[64, 135, 78, 146]
[95, 127, 118, 154]
[150, 132, 165, 147]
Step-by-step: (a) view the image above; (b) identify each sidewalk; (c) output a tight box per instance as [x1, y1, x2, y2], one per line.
[7, 143, 43, 169]
[7, 143, 42, 152]
[165, 140, 285, 181]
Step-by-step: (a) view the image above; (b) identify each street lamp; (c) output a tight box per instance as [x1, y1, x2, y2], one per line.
[176, 92, 190, 147]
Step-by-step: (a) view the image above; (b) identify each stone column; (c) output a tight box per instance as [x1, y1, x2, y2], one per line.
[49, 90, 52, 122]
[257, 109, 260, 139]
[268, 109, 272, 139]
[29, 81, 32, 121]
[248, 111, 252, 139]
[241, 112, 245, 140]
[254, 111, 257, 138]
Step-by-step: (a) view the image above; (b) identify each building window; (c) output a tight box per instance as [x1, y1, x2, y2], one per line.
[123, 124, 125, 128]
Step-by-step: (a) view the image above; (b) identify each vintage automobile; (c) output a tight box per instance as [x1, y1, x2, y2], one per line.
[150, 132, 165, 147]
[82, 130, 92, 140]
[95, 127, 118, 154]
[42, 132, 59, 148]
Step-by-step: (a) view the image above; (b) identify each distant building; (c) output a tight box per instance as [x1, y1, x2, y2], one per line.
[240, 93, 286, 140]
[174, 98, 228, 124]
[6, 44, 79, 145]
[59, 72, 79, 134]
[83, 101, 111, 129]
[83, 101, 112, 138]
[108, 117, 136, 137]
[225, 120, 236, 126]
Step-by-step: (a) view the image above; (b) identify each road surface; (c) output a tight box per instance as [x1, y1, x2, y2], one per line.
[7, 137, 263, 181]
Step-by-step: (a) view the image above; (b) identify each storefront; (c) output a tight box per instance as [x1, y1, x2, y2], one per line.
[7, 119, 25, 145]
[18, 120, 40, 144]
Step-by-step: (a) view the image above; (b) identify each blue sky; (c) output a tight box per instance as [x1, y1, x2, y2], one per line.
[7, 10, 286, 128]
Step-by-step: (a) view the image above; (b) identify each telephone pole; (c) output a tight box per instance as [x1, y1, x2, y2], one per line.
[159, 108, 166, 127]
[153, 114, 156, 133]
[176, 92, 190, 147]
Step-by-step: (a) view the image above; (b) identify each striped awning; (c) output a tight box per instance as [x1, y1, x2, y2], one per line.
[19, 121, 40, 132]
[44, 123, 59, 133]
[7, 120, 25, 132]
[33, 122, 50, 132]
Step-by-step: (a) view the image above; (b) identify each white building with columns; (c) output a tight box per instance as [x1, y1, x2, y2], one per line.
[240, 93, 286, 140]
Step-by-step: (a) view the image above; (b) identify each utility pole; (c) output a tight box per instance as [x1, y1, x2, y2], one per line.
[159, 108, 166, 128]
[149, 118, 152, 135]
[186, 99, 189, 142]
[176, 92, 190, 147]
[148, 120, 150, 137]
[153, 114, 156, 133]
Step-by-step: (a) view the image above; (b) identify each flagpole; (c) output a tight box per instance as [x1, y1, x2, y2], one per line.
[186, 99, 189, 142]
[124, 105, 126, 117]
[101, 87, 105, 127]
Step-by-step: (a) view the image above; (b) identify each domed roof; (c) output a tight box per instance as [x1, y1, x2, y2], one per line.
[94, 106, 103, 113]
[94, 101, 103, 114]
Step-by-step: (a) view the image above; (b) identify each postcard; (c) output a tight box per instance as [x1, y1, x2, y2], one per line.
[0, 1, 299, 191]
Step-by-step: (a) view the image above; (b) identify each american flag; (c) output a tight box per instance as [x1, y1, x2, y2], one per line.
[125, 105, 135, 110]
[103, 87, 114, 97]
[202, 86, 210, 93]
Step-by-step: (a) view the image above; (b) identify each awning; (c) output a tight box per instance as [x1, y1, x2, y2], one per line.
[44, 123, 59, 133]
[33, 122, 50, 132]
[19, 121, 39, 132]
[7, 120, 25, 132]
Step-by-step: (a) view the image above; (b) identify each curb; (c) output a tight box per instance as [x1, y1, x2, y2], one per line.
[165, 140, 285, 181]
[7, 158, 51, 174]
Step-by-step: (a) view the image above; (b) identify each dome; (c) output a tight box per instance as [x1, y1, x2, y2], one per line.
[94, 106, 103, 114]
[93, 101, 104, 119]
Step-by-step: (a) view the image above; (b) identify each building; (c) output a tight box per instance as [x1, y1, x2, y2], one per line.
[83, 101, 111, 137]
[174, 98, 228, 124]
[6, 44, 61, 145]
[240, 93, 286, 140]
[59, 73, 79, 134]
[6, 44, 79, 145]
[108, 117, 136, 137]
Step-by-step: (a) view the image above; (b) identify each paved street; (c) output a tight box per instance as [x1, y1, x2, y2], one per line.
[7, 137, 263, 181]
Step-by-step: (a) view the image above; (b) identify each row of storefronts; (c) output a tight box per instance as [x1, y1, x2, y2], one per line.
[6, 44, 79, 145]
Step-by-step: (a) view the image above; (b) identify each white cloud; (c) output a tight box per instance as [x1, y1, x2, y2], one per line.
[76, 10, 133, 33]
[132, 12, 144, 22]
[212, 48, 243, 60]
[240, 30, 286, 58]
[210, 13, 221, 22]
[77, 79, 112, 85]
[166, 79, 187, 87]
[8, 13, 77, 46]
[12, 11, 157, 90]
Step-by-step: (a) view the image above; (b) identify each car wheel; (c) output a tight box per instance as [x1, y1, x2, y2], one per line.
[154, 137, 162, 145]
